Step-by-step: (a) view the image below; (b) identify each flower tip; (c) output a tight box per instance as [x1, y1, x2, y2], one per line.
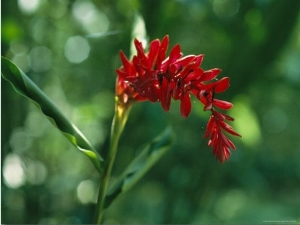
[162, 35, 169, 42]
[119, 50, 125, 56]
[133, 37, 140, 44]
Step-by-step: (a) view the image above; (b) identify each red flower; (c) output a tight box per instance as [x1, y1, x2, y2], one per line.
[115, 75, 147, 106]
[116, 35, 241, 162]
[204, 110, 241, 163]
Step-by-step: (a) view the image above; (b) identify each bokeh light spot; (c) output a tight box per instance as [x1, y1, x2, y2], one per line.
[3, 153, 26, 189]
[18, 0, 40, 15]
[282, 52, 300, 84]
[231, 96, 261, 148]
[214, 189, 246, 220]
[31, 18, 49, 43]
[245, 9, 266, 44]
[1, 18, 24, 42]
[12, 53, 31, 73]
[77, 180, 97, 204]
[26, 160, 48, 185]
[64, 36, 90, 63]
[9, 128, 32, 153]
[9, 39, 28, 55]
[29, 46, 52, 72]
[72, 0, 110, 34]
[213, 0, 240, 18]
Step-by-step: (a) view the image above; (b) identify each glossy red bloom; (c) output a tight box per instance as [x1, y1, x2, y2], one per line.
[116, 35, 241, 163]
[204, 110, 241, 163]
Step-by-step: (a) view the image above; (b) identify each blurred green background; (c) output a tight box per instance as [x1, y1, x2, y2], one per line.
[2, 0, 300, 224]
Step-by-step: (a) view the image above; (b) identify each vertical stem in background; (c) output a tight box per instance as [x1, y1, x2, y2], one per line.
[94, 101, 131, 224]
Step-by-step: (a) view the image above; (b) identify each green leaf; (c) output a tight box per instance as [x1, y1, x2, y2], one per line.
[1, 56, 104, 175]
[104, 127, 174, 208]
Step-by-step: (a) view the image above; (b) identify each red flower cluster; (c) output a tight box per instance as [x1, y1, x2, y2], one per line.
[116, 35, 241, 163]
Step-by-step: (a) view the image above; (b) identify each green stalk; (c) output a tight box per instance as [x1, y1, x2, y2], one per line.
[94, 101, 131, 224]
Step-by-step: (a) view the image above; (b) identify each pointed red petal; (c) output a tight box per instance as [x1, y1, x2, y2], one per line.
[219, 112, 235, 121]
[156, 35, 169, 68]
[116, 68, 128, 78]
[169, 44, 182, 64]
[161, 35, 169, 50]
[213, 99, 233, 110]
[119, 51, 135, 75]
[221, 133, 236, 149]
[204, 115, 215, 138]
[194, 54, 204, 67]
[219, 120, 241, 137]
[134, 38, 145, 57]
[148, 39, 160, 69]
[173, 55, 195, 68]
[180, 93, 191, 118]
[160, 77, 172, 111]
[215, 77, 230, 93]
[202, 68, 222, 81]
[185, 68, 204, 82]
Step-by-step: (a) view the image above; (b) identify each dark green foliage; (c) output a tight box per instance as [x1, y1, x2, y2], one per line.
[2, 0, 300, 223]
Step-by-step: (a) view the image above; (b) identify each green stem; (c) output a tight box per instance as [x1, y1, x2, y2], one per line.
[94, 101, 131, 224]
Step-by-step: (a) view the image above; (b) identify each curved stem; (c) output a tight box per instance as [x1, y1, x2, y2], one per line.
[94, 102, 131, 224]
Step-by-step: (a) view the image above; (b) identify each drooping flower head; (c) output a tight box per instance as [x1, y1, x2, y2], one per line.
[116, 35, 241, 163]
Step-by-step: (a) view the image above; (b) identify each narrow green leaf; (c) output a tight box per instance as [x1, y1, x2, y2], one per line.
[104, 127, 174, 208]
[1, 56, 104, 175]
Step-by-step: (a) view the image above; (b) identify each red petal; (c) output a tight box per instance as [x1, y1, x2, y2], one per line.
[213, 99, 233, 110]
[160, 77, 172, 111]
[161, 35, 169, 50]
[180, 93, 191, 118]
[212, 110, 227, 120]
[148, 39, 160, 69]
[156, 35, 169, 68]
[202, 68, 221, 81]
[179, 57, 202, 79]
[119, 51, 135, 76]
[116, 68, 128, 79]
[134, 38, 145, 58]
[169, 63, 182, 74]
[173, 55, 195, 68]
[219, 112, 235, 121]
[219, 120, 241, 137]
[194, 54, 204, 67]
[221, 133, 236, 149]
[169, 44, 182, 64]
[148, 82, 161, 102]
[212, 110, 235, 121]
[185, 68, 204, 82]
[204, 115, 215, 138]
[172, 82, 182, 100]
[215, 77, 230, 93]
[217, 146, 231, 163]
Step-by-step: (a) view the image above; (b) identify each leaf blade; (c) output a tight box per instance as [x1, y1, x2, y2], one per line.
[104, 127, 174, 208]
[1, 56, 104, 174]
